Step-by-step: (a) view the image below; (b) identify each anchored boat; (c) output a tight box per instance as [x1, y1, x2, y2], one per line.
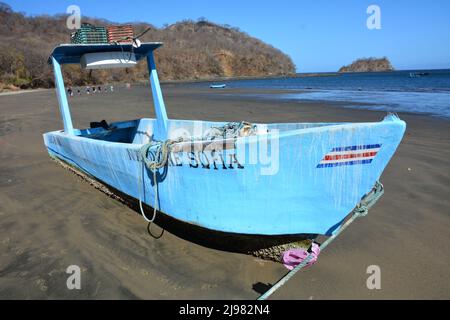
[209, 84, 226, 89]
[43, 43, 406, 246]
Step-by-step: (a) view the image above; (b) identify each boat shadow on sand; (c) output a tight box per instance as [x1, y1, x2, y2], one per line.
[52, 156, 315, 260]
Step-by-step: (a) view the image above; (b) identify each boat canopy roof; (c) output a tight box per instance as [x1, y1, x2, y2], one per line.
[48, 42, 163, 65]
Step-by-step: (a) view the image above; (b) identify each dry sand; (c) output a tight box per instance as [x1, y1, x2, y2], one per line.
[0, 84, 449, 299]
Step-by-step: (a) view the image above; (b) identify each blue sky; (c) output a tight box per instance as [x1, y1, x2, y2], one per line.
[6, 0, 450, 72]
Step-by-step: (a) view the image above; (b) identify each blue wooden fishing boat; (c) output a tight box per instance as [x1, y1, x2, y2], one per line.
[43, 43, 406, 245]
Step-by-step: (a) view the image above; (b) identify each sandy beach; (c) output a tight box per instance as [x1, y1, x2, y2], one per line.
[0, 84, 449, 299]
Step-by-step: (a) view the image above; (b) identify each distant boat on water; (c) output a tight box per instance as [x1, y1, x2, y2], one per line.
[209, 84, 226, 89]
[409, 72, 430, 78]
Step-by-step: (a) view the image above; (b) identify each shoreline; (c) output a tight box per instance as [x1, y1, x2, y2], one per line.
[0, 88, 50, 96]
[164, 85, 450, 121]
[3, 67, 447, 94]
[2, 83, 449, 121]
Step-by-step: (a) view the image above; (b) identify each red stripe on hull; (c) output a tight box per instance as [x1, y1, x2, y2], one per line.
[324, 151, 378, 161]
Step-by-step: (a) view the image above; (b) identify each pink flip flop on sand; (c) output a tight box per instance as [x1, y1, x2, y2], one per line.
[282, 243, 321, 270]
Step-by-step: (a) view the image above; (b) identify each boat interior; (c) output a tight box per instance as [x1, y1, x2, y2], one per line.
[75, 118, 343, 145]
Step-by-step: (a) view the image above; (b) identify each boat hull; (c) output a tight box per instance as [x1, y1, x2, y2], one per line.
[49, 154, 315, 256]
[43, 114, 406, 236]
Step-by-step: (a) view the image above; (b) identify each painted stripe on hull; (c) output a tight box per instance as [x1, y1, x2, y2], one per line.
[317, 159, 373, 168]
[325, 147, 380, 156]
[324, 151, 378, 161]
[317, 144, 382, 168]
[331, 144, 381, 152]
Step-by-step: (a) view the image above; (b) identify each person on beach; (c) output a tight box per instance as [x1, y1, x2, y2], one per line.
[67, 87, 73, 97]
[86, 86, 90, 94]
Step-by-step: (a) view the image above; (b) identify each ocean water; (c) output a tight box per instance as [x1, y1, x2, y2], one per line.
[203, 70, 450, 118]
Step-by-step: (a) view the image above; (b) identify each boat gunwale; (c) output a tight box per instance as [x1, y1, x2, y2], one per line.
[44, 117, 401, 149]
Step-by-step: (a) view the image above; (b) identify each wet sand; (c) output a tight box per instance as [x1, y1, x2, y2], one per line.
[0, 84, 449, 299]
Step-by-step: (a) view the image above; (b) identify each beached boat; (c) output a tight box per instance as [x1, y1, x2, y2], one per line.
[43, 43, 406, 240]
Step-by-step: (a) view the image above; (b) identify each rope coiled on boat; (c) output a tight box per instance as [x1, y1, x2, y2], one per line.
[137, 138, 183, 224]
[136, 121, 257, 226]
[204, 121, 256, 140]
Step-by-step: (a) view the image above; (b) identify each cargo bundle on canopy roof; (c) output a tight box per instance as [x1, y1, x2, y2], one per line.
[107, 25, 134, 44]
[70, 23, 108, 44]
[70, 23, 135, 45]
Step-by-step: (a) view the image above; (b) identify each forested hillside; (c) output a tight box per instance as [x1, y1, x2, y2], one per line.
[0, 2, 296, 91]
